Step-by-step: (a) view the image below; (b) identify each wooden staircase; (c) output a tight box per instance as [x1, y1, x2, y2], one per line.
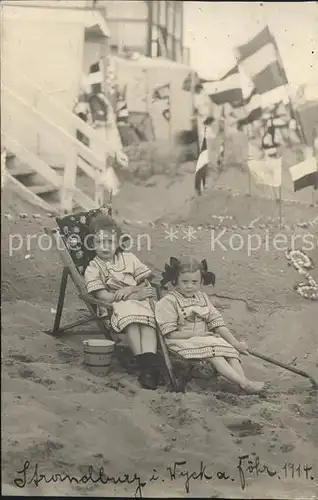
[1, 63, 119, 214]
[5, 153, 61, 212]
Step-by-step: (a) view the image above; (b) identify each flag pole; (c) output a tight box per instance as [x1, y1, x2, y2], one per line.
[203, 124, 207, 191]
[278, 184, 283, 228]
[273, 35, 314, 208]
[241, 101, 253, 197]
[109, 188, 113, 215]
[218, 105, 226, 174]
[236, 60, 253, 197]
[168, 80, 172, 143]
[144, 68, 153, 173]
[311, 129, 318, 207]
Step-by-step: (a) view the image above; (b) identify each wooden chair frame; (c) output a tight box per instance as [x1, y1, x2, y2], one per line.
[44, 224, 184, 390]
[45, 227, 116, 340]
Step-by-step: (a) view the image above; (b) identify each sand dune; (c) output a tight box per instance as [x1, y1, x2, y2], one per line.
[2, 160, 318, 498]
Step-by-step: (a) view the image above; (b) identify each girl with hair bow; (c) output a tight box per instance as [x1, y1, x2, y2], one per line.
[156, 256, 265, 394]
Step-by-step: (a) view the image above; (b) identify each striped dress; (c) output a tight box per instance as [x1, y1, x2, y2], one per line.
[84, 252, 156, 333]
[155, 289, 239, 360]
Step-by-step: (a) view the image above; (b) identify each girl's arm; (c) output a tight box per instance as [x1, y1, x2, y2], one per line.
[94, 289, 115, 304]
[214, 326, 249, 354]
[166, 329, 193, 340]
[155, 296, 181, 337]
[205, 294, 248, 353]
[84, 261, 114, 304]
[114, 282, 148, 301]
[132, 254, 153, 285]
[213, 325, 241, 348]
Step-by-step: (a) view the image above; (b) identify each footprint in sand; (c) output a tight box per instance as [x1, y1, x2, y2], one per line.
[226, 418, 263, 438]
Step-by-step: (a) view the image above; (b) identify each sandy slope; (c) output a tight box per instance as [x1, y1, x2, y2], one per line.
[2, 166, 318, 498]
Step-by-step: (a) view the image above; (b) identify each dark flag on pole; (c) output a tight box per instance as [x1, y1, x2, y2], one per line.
[236, 26, 288, 94]
[289, 157, 318, 192]
[202, 65, 243, 105]
[195, 132, 209, 195]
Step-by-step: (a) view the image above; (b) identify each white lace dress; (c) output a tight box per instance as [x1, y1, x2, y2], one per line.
[155, 289, 239, 360]
[84, 252, 156, 333]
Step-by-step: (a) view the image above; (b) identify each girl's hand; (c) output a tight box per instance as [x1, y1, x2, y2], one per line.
[135, 286, 155, 301]
[235, 341, 249, 355]
[114, 287, 135, 301]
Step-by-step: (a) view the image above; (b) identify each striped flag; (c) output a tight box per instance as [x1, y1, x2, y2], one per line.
[202, 65, 243, 105]
[116, 85, 129, 125]
[236, 26, 288, 95]
[195, 133, 209, 195]
[236, 89, 263, 129]
[152, 83, 171, 121]
[289, 156, 318, 192]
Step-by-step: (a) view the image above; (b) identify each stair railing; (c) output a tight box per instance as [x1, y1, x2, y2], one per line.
[1, 59, 117, 211]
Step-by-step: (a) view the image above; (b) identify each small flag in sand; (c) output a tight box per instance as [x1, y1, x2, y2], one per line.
[289, 156, 318, 192]
[195, 133, 209, 195]
[101, 166, 120, 196]
[248, 145, 282, 187]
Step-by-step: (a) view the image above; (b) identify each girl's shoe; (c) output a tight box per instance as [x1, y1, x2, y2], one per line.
[135, 353, 159, 390]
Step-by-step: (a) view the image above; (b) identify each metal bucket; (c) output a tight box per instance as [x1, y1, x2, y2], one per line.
[83, 339, 115, 377]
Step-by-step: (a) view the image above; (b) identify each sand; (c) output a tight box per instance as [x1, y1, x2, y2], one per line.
[2, 158, 318, 498]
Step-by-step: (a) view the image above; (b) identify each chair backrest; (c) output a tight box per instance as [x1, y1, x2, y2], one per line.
[55, 205, 112, 274]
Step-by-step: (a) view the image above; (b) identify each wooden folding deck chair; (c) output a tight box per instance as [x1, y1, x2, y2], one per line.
[153, 285, 318, 394]
[150, 285, 219, 393]
[45, 206, 182, 388]
[45, 205, 116, 341]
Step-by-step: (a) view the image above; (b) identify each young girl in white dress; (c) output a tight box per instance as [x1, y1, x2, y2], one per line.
[155, 256, 265, 394]
[84, 213, 159, 390]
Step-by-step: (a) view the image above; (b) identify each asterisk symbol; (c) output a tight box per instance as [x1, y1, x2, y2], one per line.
[164, 227, 179, 242]
[182, 226, 197, 242]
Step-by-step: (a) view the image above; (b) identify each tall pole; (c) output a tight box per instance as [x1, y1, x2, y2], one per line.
[146, 1, 153, 58]
[312, 128, 318, 206]
[278, 183, 283, 227]
[168, 81, 172, 143]
[274, 48, 315, 207]
[241, 102, 253, 197]
[144, 68, 153, 172]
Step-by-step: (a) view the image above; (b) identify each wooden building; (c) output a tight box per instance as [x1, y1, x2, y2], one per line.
[91, 1, 190, 63]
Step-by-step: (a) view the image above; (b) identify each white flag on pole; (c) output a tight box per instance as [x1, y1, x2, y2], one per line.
[101, 166, 120, 195]
[248, 156, 282, 187]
